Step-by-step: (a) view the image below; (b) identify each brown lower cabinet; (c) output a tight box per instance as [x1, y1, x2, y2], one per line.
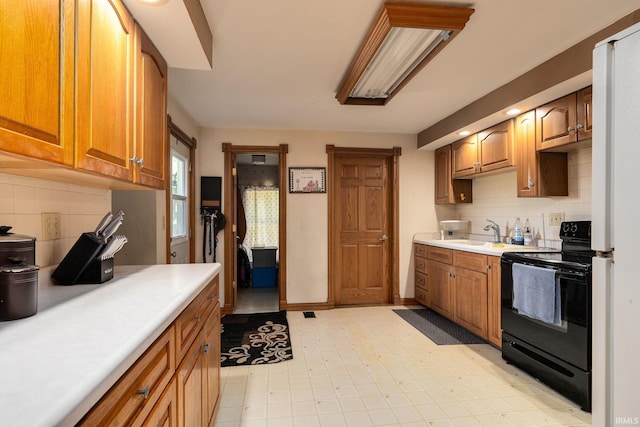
[79, 276, 220, 427]
[414, 243, 502, 348]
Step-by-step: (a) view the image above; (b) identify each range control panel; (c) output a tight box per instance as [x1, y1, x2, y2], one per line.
[560, 221, 591, 240]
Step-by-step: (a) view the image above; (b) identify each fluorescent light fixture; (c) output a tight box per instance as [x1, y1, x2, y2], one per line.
[336, 2, 474, 106]
[506, 108, 521, 115]
[136, 0, 170, 5]
[458, 130, 471, 136]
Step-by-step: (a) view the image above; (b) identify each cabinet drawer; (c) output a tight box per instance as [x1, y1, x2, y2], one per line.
[415, 271, 427, 290]
[414, 243, 427, 258]
[415, 286, 429, 307]
[415, 257, 427, 274]
[427, 246, 452, 264]
[453, 250, 488, 272]
[175, 277, 218, 362]
[79, 325, 176, 426]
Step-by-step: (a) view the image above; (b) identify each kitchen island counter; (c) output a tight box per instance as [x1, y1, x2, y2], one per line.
[0, 263, 220, 427]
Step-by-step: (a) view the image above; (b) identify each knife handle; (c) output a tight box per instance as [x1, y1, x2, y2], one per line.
[94, 212, 113, 235]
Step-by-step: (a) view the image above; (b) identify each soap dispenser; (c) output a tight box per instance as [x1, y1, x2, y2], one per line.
[523, 218, 533, 246]
[512, 217, 524, 245]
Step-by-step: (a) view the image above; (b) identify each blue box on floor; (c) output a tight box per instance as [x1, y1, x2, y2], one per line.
[252, 267, 277, 287]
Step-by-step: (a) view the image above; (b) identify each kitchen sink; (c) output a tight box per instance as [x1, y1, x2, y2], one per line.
[443, 239, 489, 246]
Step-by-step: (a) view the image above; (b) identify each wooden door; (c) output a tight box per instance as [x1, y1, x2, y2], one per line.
[334, 156, 390, 305]
[434, 145, 453, 204]
[487, 256, 502, 348]
[0, 0, 74, 166]
[204, 308, 221, 425]
[426, 260, 453, 319]
[451, 134, 478, 178]
[453, 266, 488, 339]
[577, 86, 592, 142]
[515, 111, 538, 197]
[477, 119, 513, 173]
[134, 25, 167, 189]
[76, 0, 135, 181]
[535, 92, 577, 150]
[177, 334, 205, 427]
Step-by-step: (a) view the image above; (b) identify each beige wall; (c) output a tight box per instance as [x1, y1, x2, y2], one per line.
[195, 128, 437, 305]
[0, 173, 111, 267]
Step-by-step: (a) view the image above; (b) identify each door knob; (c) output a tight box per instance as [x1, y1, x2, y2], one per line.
[171, 251, 177, 258]
[379, 234, 388, 241]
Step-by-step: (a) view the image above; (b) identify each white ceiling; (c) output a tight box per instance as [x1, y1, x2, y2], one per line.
[126, 0, 640, 146]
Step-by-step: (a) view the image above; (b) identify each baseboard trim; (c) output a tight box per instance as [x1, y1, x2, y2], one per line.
[281, 301, 335, 311]
[396, 298, 418, 306]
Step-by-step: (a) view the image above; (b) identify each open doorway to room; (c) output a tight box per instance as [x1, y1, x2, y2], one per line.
[235, 153, 280, 313]
[222, 144, 288, 315]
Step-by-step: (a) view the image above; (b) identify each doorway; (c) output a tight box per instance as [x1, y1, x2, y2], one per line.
[222, 144, 288, 315]
[327, 145, 401, 306]
[167, 117, 196, 264]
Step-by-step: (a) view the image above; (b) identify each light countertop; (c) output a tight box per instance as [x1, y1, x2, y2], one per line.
[0, 263, 221, 427]
[413, 233, 559, 256]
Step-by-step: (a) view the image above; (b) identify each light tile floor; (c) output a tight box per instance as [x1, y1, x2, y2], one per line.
[235, 286, 279, 314]
[214, 306, 592, 426]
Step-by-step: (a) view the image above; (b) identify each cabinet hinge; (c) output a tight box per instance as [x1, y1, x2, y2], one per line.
[232, 224, 237, 233]
[232, 167, 237, 176]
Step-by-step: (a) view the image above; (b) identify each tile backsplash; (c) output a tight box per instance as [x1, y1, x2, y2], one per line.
[0, 173, 112, 267]
[452, 148, 592, 247]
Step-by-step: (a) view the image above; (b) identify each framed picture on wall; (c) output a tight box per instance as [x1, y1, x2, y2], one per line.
[289, 167, 326, 193]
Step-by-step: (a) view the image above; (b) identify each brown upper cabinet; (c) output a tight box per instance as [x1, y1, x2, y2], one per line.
[435, 145, 472, 204]
[0, 0, 167, 190]
[0, 0, 75, 166]
[536, 86, 592, 151]
[452, 119, 514, 178]
[134, 26, 168, 189]
[515, 111, 568, 197]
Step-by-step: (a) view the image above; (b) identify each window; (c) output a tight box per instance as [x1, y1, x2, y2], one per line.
[171, 151, 188, 238]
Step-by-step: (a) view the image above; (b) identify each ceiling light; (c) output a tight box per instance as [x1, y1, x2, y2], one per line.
[506, 108, 521, 115]
[336, 2, 474, 106]
[458, 130, 471, 136]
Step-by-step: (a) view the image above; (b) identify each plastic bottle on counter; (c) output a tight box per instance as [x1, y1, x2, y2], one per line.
[523, 218, 533, 246]
[513, 217, 524, 245]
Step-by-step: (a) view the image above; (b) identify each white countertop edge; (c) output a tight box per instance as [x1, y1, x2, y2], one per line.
[413, 234, 559, 256]
[0, 263, 221, 427]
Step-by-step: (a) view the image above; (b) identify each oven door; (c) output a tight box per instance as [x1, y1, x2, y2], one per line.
[501, 256, 591, 371]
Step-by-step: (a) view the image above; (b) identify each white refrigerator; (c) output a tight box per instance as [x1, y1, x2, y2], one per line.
[593, 22, 640, 426]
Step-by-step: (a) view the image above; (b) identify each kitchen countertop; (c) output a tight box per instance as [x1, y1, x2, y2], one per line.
[413, 233, 559, 256]
[0, 263, 221, 427]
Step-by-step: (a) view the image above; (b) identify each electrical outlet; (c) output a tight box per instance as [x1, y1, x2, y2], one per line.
[548, 212, 565, 226]
[42, 212, 61, 240]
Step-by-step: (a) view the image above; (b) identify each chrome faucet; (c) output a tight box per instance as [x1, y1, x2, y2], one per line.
[484, 219, 501, 243]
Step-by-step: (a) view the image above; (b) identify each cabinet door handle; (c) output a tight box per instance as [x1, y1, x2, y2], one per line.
[203, 343, 211, 354]
[567, 126, 574, 132]
[379, 234, 388, 241]
[576, 124, 583, 130]
[194, 315, 201, 321]
[130, 156, 138, 164]
[137, 385, 150, 399]
[137, 158, 144, 166]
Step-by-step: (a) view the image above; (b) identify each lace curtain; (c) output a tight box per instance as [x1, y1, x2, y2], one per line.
[242, 187, 279, 261]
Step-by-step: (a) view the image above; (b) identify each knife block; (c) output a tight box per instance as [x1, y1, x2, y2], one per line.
[52, 233, 106, 285]
[75, 257, 114, 284]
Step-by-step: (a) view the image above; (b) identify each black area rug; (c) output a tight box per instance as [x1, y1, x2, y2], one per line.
[220, 311, 293, 367]
[393, 308, 485, 345]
